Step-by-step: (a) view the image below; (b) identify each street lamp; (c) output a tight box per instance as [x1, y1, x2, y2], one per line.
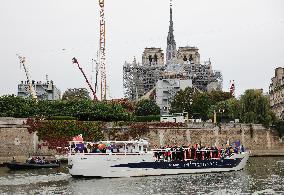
[219, 109, 225, 123]
[183, 99, 193, 123]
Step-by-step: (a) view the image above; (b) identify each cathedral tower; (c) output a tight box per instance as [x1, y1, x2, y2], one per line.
[166, 0, 177, 64]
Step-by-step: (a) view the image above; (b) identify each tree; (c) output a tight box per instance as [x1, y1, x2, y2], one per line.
[191, 93, 211, 120]
[0, 95, 37, 117]
[170, 87, 194, 114]
[208, 91, 233, 104]
[62, 88, 91, 100]
[208, 98, 241, 122]
[134, 99, 160, 116]
[240, 89, 273, 126]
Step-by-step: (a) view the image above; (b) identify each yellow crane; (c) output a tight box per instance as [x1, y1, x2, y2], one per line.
[17, 55, 38, 102]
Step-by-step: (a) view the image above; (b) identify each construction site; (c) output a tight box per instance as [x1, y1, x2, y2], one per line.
[16, 0, 107, 102]
[16, 0, 222, 111]
[123, 1, 223, 113]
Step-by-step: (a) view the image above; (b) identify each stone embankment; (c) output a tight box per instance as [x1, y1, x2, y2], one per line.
[0, 117, 284, 164]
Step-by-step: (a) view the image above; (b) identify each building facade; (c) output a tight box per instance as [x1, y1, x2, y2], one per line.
[18, 80, 61, 100]
[269, 67, 284, 119]
[123, 2, 222, 102]
[156, 79, 192, 114]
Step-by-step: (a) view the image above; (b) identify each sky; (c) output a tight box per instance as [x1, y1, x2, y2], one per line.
[0, 0, 284, 99]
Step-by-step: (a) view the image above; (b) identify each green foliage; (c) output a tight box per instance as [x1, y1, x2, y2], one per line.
[62, 88, 91, 100]
[208, 91, 233, 105]
[0, 95, 131, 121]
[170, 87, 194, 114]
[208, 98, 241, 122]
[240, 89, 272, 126]
[171, 88, 232, 120]
[134, 99, 160, 116]
[191, 93, 211, 120]
[135, 115, 160, 122]
[48, 116, 77, 120]
[273, 120, 284, 137]
[0, 95, 37, 117]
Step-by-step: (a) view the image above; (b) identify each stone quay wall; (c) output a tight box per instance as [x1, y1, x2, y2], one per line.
[144, 123, 284, 156]
[0, 118, 38, 164]
[0, 118, 284, 164]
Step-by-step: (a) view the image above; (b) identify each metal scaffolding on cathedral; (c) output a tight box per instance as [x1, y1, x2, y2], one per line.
[123, 1, 223, 101]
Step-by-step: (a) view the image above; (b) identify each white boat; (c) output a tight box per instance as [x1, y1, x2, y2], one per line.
[68, 139, 249, 178]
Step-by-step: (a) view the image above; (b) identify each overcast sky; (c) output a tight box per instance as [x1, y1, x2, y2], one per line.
[0, 0, 283, 99]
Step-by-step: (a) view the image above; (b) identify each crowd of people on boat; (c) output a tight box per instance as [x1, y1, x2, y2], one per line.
[153, 144, 245, 162]
[71, 142, 136, 154]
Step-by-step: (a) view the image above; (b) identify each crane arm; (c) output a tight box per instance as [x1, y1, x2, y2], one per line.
[72, 57, 98, 100]
[17, 55, 38, 102]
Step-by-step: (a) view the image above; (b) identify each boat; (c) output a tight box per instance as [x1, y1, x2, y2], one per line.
[68, 139, 249, 178]
[6, 159, 60, 170]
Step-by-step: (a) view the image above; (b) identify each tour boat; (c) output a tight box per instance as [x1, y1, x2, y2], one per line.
[6, 161, 60, 170]
[68, 139, 249, 178]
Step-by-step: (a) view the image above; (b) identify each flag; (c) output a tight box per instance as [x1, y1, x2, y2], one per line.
[230, 80, 235, 97]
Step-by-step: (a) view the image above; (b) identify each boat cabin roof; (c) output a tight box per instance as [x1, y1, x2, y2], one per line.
[70, 139, 149, 146]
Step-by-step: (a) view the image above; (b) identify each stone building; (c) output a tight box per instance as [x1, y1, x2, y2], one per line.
[123, 2, 222, 101]
[269, 67, 284, 119]
[156, 79, 192, 114]
[18, 80, 61, 100]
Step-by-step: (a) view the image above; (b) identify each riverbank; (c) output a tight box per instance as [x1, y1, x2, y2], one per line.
[1, 117, 284, 164]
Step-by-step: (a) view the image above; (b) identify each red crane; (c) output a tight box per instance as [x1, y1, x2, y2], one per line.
[72, 57, 97, 100]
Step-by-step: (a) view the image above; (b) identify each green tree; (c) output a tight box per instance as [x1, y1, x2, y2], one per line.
[62, 88, 91, 100]
[240, 89, 273, 126]
[208, 98, 241, 122]
[191, 93, 211, 120]
[170, 87, 194, 114]
[208, 91, 233, 104]
[134, 99, 160, 116]
[0, 95, 37, 117]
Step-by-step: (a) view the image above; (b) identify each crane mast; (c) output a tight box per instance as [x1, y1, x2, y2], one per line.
[17, 55, 38, 102]
[72, 57, 98, 100]
[99, 0, 107, 100]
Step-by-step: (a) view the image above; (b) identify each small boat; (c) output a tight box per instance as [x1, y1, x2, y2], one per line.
[68, 139, 249, 178]
[6, 161, 60, 170]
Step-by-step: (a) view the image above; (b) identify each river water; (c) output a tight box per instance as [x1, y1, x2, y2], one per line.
[0, 157, 284, 195]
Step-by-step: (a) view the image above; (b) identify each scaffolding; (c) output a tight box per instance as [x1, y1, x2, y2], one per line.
[123, 55, 222, 101]
[122, 1, 223, 101]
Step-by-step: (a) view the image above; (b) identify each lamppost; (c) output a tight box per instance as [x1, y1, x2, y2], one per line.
[213, 108, 225, 123]
[219, 109, 225, 123]
[183, 99, 193, 123]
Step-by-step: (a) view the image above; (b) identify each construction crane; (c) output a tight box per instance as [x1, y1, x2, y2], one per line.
[99, 0, 107, 100]
[72, 57, 98, 100]
[17, 55, 38, 102]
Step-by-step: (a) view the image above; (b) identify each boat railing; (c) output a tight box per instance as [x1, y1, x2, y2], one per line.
[69, 151, 147, 156]
[152, 148, 224, 161]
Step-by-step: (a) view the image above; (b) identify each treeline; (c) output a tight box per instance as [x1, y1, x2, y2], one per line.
[170, 88, 276, 127]
[0, 95, 131, 121]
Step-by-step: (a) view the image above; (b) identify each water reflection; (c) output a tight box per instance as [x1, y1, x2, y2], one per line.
[0, 157, 284, 194]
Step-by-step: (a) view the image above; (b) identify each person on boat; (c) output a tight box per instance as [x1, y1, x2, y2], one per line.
[240, 145, 245, 153]
[29, 157, 36, 164]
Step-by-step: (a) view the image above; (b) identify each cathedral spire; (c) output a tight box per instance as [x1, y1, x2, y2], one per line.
[166, 0, 177, 64]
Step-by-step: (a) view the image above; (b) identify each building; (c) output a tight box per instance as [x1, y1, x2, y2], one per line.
[156, 79, 192, 114]
[18, 80, 61, 100]
[269, 67, 284, 119]
[123, 2, 222, 102]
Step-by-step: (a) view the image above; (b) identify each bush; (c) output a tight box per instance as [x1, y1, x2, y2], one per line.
[48, 116, 77, 120]
[135, 115, 160, 122]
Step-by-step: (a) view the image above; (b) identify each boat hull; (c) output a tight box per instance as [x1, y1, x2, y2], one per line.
[6, 162, 60, 170]
[68, 152, 249, 178]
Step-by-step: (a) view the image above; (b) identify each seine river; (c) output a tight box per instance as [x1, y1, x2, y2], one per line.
[0, 157, 284, 195]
